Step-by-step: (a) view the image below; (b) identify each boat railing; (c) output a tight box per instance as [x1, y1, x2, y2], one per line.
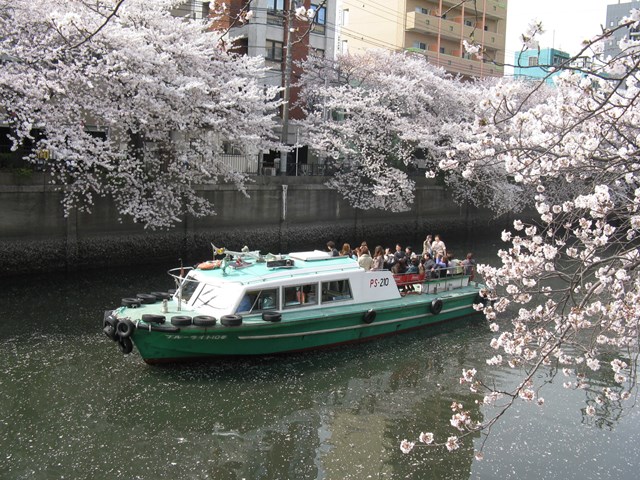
[393, 266, 474, 294]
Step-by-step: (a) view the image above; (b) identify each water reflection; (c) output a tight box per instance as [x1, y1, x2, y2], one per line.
[1, 264, 639, 479]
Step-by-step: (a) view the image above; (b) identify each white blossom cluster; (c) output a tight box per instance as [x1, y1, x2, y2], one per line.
[298, 50, 478, 212]
[403, 15, 640, 457]
[0, 0, 281, 228]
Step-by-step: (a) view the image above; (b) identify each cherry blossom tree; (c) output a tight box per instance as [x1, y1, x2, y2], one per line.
[297, 49, 479, 212]
[0, 0, 281, 228]
[401, 12, 640, 457]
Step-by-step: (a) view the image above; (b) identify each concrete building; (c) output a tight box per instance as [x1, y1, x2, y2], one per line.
[604, 0, 640, 58]
[513, 47, 571, 85]
[336, 0, 507, 78]
[194, 1, 338, 174]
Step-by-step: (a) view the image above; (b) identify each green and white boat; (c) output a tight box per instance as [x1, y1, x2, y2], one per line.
[103, 248, 486, 364]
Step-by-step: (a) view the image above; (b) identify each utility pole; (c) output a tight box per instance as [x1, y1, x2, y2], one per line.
[279, 0, 295, 175]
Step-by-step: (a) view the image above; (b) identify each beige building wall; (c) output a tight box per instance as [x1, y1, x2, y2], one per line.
[337, 0, 507, 78]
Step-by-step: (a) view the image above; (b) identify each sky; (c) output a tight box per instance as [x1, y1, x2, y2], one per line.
[505, 0, 617, 60]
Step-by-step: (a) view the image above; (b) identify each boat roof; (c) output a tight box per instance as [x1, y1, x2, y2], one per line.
[189, 251, 363, 287]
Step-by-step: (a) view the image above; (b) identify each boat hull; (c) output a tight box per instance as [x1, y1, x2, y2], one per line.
[129, 289, 481, 364]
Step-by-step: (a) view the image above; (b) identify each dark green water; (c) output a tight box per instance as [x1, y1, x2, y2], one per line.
[1, 259, 638, 479]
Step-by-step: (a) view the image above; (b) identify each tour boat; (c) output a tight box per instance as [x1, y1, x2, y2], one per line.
[102, 247, 487, 364]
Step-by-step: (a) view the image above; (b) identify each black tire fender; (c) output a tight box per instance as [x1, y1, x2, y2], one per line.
[141, 314, 166, 324]
[262, 312, 282, 322]
[121, 298, 141, 308]
[103, 324, 117, 341]
[118, 336, 133, 354]
[221, 314, 243, 327]
[151, 291, 172, 300]
[136, 293, 157, 304]
[193, 315, 216, 327]
[430, 298, 443, 315]
[171, 315, 193, 327]
[363, 309, 377, 324]
[116, 319, 135, 338]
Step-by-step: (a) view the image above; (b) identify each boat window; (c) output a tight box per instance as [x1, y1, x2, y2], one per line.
[236, 288, 279, 313]
[179, 279, 201, 302]
[321, 280, 352, 303]
[193, 284, 226, 308]
[284, 283, 318, 308]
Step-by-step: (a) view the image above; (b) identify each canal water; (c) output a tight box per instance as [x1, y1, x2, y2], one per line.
[1, 249, 639, 479]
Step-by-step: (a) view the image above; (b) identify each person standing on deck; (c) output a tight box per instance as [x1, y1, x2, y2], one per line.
[431, 235, 446, 258]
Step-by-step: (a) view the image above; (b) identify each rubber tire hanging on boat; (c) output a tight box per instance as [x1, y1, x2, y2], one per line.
[142, 314, 166, 324]
[193, 315, 217, 327]
[171, 315, 192, 326]
[430, 298, 444, 315]
[262, 312, 281, 322]
[136, 293, 157, 304]
[220, 314, 243, 327]
[362, 309, 377, 324]
[118, 336, 133, 354]
[103, 325, 117, 341]
[116, 319, 135, 338]
[121, 298, 141, 308]
[150, 291, 172, 300]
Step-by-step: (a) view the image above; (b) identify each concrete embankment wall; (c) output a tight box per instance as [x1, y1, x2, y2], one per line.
[0, 172, 510, 276]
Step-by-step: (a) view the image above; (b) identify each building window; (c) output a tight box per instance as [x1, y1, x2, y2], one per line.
[552, 55, 566, 66]
[265, 40, 284, 61]
[267, 0, 284, 25]
[311, 4, 326, 34]
[439, 46, 445, 54]
[528, 56, 538, 66]
[465, 19, 473, 27]
[341, 8, 349, 26]
[416, 7, 429, 14]
[413, 41, 427, 50]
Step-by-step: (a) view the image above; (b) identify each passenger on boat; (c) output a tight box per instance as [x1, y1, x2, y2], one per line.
[327, 241, 339, 257]
[371, 246, 385, 270]
[404, 258, 420, 292]
[422, 234, 432, 256]
[340, 243, 353, 258]
[447, 253, 462, 276]
[384, 247, 396, 270]
[423, 253, 436, 279]
[405, 246, 418, 260]
[431, 235, 446, 258]
[394, 244, 405, 264]
[391, 257, 407, 275]
[358, 246, 373, 271]
[462, 252, 476, 280]
[433, 254, 448, 278]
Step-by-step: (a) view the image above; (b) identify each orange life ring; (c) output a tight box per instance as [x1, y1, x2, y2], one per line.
[197, 260, 221, 270]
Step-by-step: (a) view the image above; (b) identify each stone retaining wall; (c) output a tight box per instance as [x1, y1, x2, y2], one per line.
[0, 173, 510, 276]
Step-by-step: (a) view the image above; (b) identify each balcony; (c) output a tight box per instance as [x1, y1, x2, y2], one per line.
[406, 11, 461, 41]
[420, 51, 504, 78]
[439, 0, 506, 20]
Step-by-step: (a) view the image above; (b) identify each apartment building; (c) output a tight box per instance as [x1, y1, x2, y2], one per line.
[337, 0, 507, 78]
[513, 47, 571, 85]
[174, 1, 337, 174]
[604, 0, 640, 58]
